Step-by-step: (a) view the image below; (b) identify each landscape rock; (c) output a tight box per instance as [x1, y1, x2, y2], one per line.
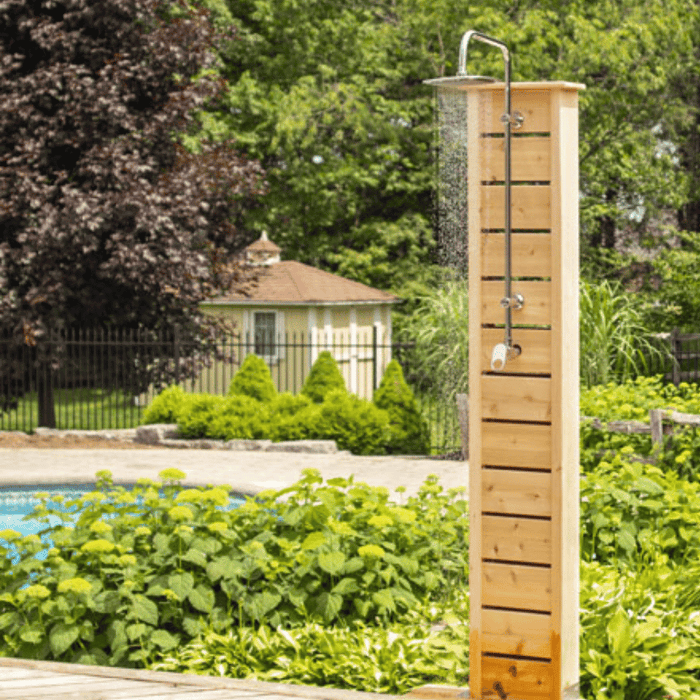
[225, 439, 272, 451]
[265, 440, 338, 454]
[134, 424, 179, 445]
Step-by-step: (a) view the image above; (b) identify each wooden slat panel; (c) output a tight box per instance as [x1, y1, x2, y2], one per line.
[481, 185, 551, 230]
[482, 280, 551, 326]
[482, 515, 552, 564]
[482, 376, 551, 422]
[485, 89, 553, 133]
[481, 137, 551, 182]
[482, 562, 552, 611]
[482, 422, 552, 470]
[481, 232, 551, 278]
[482, 609, 553, 658]
[481, 328, 551, 374]
[480, 656, 553, 698]
[482, 468, 551, 516]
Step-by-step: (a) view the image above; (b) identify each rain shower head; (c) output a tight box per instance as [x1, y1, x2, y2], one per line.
[423, 30, 509, 88]
[423, 75, 496, 88]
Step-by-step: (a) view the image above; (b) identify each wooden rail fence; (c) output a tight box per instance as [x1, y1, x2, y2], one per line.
[457, 394, 700, 462]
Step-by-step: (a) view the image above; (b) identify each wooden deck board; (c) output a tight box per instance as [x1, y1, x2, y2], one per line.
[0, 657, 397, 700]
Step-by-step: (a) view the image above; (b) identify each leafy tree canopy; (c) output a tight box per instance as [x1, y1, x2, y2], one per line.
[0, 0, 265, 424]
[185, 0, 699, 302]
[0, 0, 264, 339]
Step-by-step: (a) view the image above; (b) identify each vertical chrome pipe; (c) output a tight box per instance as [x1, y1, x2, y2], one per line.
[457, 30, 523, 370]
[503, 51, 513, 353]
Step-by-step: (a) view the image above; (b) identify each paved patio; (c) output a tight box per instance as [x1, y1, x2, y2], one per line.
[0, 448, 468, 499]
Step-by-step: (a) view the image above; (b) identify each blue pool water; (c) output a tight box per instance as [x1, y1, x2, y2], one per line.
[0, 484, 96, 538]
[0, 483, 246, 553]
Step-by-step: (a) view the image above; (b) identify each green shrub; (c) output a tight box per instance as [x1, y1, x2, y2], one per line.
[312, 389, 389, 455]
[207, 395, 271, 441]
[176, 394, 226, 438]
[580, 560, 700, 700]
[580, 453, 700, 566]
[142, 385, 187, 424]
[580, 376, 700, 477]
[228, 355, 277, 403]
[267, 393, 320, 442]
[374, 360, 429, 455]
[0, 470, 468, 668]
[153, 619, 470, 694]
[301, 351, 346, 403]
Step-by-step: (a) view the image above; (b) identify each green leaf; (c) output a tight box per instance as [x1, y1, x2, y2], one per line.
[206, 558, 243, 582]
[372, 589, 396, 613]
[318, 550, 346, 575]
[126, 622, 147, 641]
[616, 529, 636, 552]
[0, 611, 19, 630]
[151, 629, 180, 651]
[131, 595, 159, 626]
[49, 622, 80, 656]
[168, 572, 194, 600]
[251, 591, 282, 618]
[191, 536, 222, 555]
[607, 607, 632, 657]
[332, 577, 360, 595]
[107, 619, 127, 652]
[19, 625, 44, 644]
[311, 591, 343, 622]
[301, 532, 327, 550]
[188, 584, 215, 613]
[182, 549, 208, 567]
[342, 556, 364, 574]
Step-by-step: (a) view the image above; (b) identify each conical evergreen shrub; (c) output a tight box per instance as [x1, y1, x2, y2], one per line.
[228, 354, 277, 403]
[301, 351, 346, 403]
[373, 360, 430, 455]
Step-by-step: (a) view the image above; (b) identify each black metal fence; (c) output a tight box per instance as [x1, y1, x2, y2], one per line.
[657, 330, 700, 385]
[0, 327, 461, 455]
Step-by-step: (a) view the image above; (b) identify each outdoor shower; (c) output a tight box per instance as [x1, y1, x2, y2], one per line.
[423, 30, 584, 700]
[426, 31, 525, 371]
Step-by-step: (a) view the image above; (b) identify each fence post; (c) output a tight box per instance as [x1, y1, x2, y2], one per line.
[173, 325, 180, 386]
[649, 408, 664, 461]
[372, 325, 378, 391]
[456, 393, 469, 460]
[671, 327, 681, 386]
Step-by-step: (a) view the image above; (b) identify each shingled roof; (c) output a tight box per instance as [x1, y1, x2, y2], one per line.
[212, 260, 398, 305]
[209, 234, 398, 306]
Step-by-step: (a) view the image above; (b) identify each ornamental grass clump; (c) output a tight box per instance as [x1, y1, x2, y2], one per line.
[228, 354, 277, 403]
[301, 351, 346, 403]
[373, 359, 430, 455]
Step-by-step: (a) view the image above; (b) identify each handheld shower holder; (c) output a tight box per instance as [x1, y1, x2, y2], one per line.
[500, 294, 524, 310]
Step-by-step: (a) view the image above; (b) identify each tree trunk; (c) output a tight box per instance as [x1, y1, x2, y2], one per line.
[37, 365, 56, 428]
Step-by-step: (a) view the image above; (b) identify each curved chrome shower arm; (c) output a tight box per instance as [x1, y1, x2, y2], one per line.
[458, 31, 510, 79]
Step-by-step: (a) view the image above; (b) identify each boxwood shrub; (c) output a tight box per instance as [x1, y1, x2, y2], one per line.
[228, 355, 277, 403]
[374, 360, 430, 455]
[301, 351, 347, 403]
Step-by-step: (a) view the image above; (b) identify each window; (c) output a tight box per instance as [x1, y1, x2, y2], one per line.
[254, 312, 276, 355]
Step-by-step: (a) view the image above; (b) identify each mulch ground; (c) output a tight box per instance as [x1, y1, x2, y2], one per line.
[0, 433, 157, 449]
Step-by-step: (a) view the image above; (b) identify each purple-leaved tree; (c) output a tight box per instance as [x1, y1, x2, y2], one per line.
[0, 0, 265, 426]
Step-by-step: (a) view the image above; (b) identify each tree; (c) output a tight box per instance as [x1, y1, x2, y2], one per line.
[182, 0, 438, 298]
[0, 0, 265, 426]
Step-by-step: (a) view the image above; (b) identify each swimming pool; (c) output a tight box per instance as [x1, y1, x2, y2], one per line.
[0, 483, 247, 545]
[0, 484, 97, 538]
